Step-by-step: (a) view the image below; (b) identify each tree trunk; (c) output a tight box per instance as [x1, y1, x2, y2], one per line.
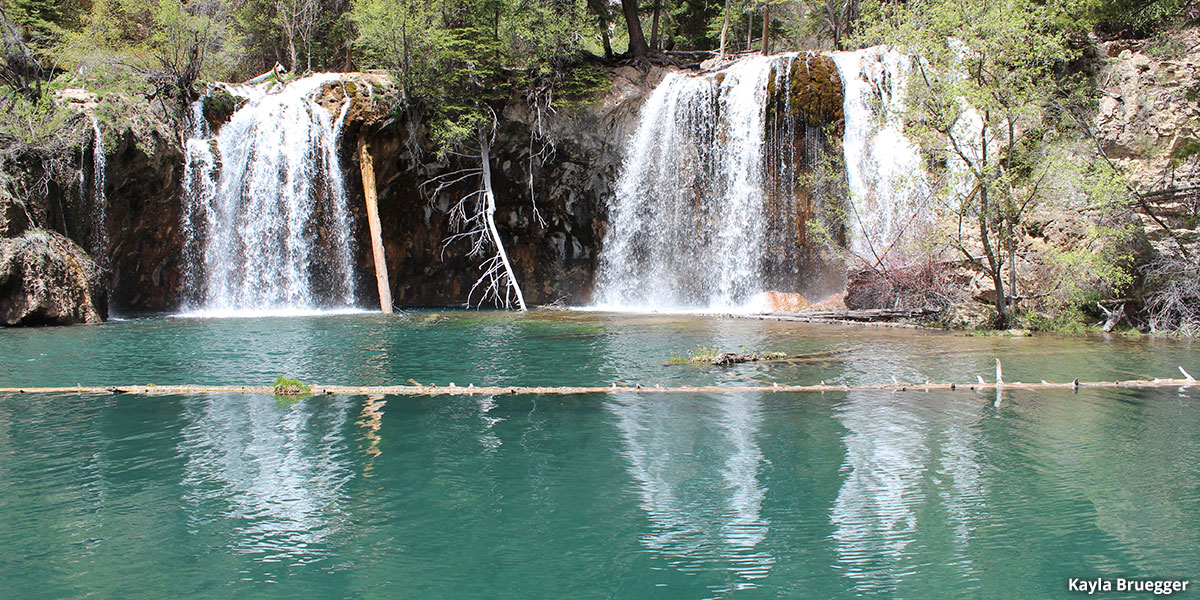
[480, 136, 527, 311]
[761, 2, 770, 55]
[277, 1, 298, 72]
[358, 140, 392, 314]
[588, 0, 614, 59]
[650, 0, 662, 50]
[621, 0, 651, 57]
[286, 28, 297, 72]
[1007, 217, 1016, 307]
[746, 5, 753, 51]
[718, 0, 732, 57]
[978, 117, 1008, 325]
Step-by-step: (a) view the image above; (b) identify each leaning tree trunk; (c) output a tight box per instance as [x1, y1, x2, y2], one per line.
[358, 140, 392, 314]
[621, 0, 651, 57]
[588, 0, 614, 59]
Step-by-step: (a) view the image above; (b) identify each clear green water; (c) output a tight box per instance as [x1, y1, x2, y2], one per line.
[0, 311, 1197, 599]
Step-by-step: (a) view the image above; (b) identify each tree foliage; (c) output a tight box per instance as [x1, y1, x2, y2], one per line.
[350, 0, 588, 150]
[855, 0, 1137, 326]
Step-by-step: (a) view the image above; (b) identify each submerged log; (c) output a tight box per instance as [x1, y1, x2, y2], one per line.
[733, 308, 940, 329]
[670, 347, 861, 366]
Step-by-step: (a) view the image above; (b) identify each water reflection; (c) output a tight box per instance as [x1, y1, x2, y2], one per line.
[830, 391, 986, 594]
[608, 392, 774, 591]
[178, 394, 354, 565]
[357, 395, 385, 477]
[599, 317, 777, 592]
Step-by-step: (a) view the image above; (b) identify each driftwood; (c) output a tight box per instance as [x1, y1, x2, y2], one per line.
[1, 366, 1194, 397]
[774, 308, 939, 321]
[1097, 302, 1125, 333]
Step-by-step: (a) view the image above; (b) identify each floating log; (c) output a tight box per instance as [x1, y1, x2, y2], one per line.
[359, 140, 392, 314]
[1, 375, 1194, 397]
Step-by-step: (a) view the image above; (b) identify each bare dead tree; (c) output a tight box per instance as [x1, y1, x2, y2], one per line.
[1143, 253, 1200, 335]
[276, 0, 322, 72]
[823, 0, 859, 50]
[429, 121, 527, 310]
[718, 0, 732, 57]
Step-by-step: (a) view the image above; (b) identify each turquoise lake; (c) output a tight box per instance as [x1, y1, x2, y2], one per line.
[0, 311, 1197, 599]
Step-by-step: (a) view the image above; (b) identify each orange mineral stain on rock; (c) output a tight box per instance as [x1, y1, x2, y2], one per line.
[754, 291, 811, 313]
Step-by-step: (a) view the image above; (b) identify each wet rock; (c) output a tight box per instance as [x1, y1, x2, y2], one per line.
[202, 87, 239, 131]
[0, 195, 29, 237]
[0, 230, 106, 325]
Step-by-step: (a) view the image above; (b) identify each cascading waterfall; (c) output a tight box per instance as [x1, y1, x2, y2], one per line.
[181, 74, 358, 314]
[594, 56, 776, 311]
[832, 48, 930, 262]
[595, 48, 937, 312]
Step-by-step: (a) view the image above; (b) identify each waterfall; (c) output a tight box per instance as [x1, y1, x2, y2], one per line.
[181, 74, 359, 315]
[593, 49, 942, 312]
[594, 54, 848, 311]
[832, 48, 930, 263]
[83, 116, 108, 269]
[594, 57, 776, 311]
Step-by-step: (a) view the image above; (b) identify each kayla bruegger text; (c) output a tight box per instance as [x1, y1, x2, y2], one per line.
[1069, 578, 1189, 595]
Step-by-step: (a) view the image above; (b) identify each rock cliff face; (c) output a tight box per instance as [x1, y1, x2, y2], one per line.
[104, 120, 187, 312]
[1095, 27, 1200, 253]
[762, 54, 847, 301]
[341, 67, 664, 307]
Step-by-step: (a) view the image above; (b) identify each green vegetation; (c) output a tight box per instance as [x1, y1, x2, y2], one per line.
[668, 345, 722, 364]
[669, 346, 788, 364]
[272, 376, 312, 396]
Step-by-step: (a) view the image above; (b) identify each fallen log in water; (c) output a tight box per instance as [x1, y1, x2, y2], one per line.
[667, 347, 863, 366]
[730, 308, 941, 328]
[1, 368, 1194, 397]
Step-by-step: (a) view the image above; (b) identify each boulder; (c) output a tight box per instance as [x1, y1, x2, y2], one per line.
[0, 195, 29, 237]
[0, 230, 106, 325]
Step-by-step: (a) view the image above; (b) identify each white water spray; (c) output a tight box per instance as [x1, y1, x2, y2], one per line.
[594, 57, 776, 311]
[833, 48, 931, 263]
[182, 75, 358, 313]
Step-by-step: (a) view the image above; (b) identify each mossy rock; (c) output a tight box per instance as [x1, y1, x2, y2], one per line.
[765, 53, 843, 129]
[203, 88, 238, 131]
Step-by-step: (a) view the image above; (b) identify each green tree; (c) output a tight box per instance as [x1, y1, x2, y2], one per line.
[857, 0, 1122, 326]
[2, 0, 79, 39]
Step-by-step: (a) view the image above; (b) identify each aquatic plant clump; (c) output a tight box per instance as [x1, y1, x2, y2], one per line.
[272, 376, 312, 396]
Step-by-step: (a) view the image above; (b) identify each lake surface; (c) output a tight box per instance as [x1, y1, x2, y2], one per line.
[1, 311, 1197, 599]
